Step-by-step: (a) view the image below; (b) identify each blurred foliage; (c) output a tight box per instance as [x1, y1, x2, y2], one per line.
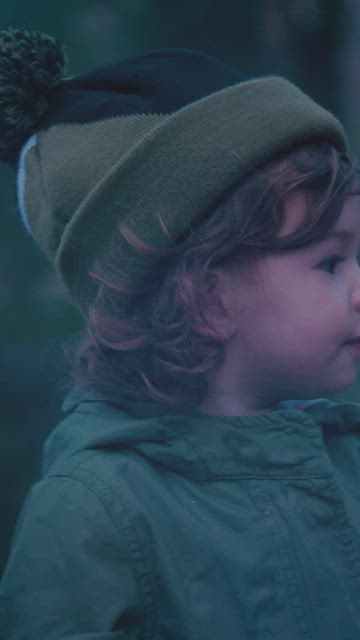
[1, 0, 360, 574]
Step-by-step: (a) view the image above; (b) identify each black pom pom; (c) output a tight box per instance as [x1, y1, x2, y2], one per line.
[0, 27, 67, 164]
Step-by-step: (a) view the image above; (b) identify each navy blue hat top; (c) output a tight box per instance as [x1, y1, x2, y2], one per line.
[40, 49, 249, 130]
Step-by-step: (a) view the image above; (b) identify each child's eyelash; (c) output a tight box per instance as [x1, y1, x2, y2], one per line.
[319, 255, 345, 274]
[319, 251, 360, 274]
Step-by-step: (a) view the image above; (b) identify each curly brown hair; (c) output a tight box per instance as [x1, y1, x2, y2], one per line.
[62, 142, 359, 410]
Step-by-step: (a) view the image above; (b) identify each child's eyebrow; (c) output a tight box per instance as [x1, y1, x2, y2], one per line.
[321, 229, 353, 243]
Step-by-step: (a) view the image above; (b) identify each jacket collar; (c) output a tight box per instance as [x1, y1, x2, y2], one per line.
[50, 385, 360, 480]
[62, 385, 360, 433]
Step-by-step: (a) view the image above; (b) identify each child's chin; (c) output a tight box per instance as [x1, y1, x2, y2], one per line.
[327, 372, 357, 395]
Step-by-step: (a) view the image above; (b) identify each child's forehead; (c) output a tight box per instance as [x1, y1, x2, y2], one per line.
[278, 190, 360, 242]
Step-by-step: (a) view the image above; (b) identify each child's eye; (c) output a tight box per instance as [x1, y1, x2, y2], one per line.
[319, 255, 345, 274]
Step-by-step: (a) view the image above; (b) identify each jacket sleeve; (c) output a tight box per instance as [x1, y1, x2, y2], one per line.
[0, 476, 141, 640]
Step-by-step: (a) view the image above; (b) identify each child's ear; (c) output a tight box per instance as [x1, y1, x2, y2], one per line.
[194, 269, 237, 340]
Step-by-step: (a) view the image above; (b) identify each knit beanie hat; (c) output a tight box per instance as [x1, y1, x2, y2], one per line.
[0, 27, 348, 315]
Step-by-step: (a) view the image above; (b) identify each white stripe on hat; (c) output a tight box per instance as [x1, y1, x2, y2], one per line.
[17, 133, 38, 238]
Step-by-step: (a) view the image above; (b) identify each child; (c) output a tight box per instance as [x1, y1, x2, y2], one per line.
[1, 26, 360, 640]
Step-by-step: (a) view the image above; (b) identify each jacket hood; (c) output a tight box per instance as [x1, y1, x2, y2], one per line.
[41, 385, 360, 480]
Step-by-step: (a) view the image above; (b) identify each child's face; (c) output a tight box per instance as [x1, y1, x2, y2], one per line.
[211, 193, 360, 412]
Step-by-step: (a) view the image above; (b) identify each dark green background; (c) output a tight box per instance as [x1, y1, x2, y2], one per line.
[1, 0, 360, 575]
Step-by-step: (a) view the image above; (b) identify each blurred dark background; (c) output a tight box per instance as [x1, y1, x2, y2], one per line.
[1, 0, 360, 575]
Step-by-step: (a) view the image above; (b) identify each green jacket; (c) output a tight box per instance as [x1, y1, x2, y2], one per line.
[1, 387, 360, 639]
